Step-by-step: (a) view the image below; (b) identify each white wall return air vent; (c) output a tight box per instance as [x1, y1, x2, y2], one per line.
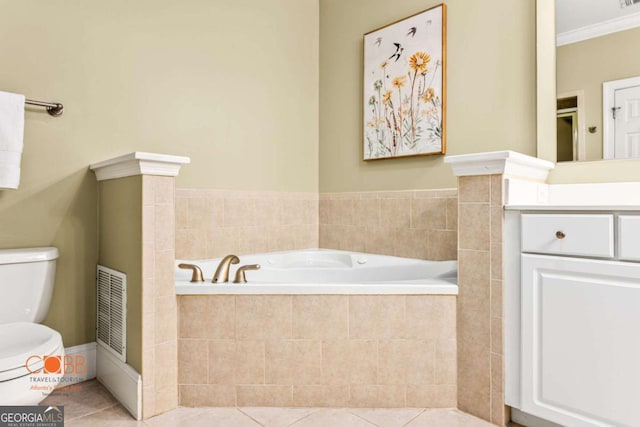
[96, 265, 127, 362]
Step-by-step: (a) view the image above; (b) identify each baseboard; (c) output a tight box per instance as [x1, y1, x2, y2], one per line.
[511, 408, 563, 427]
[96, 344, 142, 420]
[60, 342, 97, 387]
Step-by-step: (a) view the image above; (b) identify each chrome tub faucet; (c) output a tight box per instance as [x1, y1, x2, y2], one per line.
[212, 254, 240, 283]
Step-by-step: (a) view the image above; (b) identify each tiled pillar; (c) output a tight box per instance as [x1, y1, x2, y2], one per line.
[445, 152, 553, 426]
[91, 152, 190, 419]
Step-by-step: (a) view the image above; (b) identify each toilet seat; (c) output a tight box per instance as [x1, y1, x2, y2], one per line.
[0, 322, 64, 382]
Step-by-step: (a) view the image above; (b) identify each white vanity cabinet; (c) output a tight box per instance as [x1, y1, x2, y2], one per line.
[517, 213, 640, 427]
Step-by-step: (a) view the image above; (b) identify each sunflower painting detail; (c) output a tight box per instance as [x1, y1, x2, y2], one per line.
[363, 4, 446, 160]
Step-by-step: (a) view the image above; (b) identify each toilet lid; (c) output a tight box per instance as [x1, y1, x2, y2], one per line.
[0, 322, 63, 373]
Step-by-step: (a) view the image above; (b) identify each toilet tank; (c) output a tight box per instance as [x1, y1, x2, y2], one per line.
[0, 247, 59, 324]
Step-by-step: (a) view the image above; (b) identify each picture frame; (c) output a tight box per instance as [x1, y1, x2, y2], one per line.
[363, 4, 446, 160]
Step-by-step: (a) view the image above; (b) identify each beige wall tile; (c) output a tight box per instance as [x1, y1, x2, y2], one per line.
[405, 296, 456, 341]
[179, 296, 235, 339]
[458, 203, 490, 251]
[490, 175, 503, 207]
[179, 384, 236, 406]
[406, 384, 457, 408]
[154, 341, 178, 390]
[491, 390, 507, 426]
[491, 206, 503, 244]
[265, 340, 322, 384]
[236, 296, 292, 339]
[236, 385, 293, 407]
[224, 198, 257, 227]
[458, 250, 490, 296]
[292, 385, 349, 407]
[175, 199, 189, 230]
[178, 340, 207, 385]
[235, 340, 266, 384]
[349, 296, 405, 339]
[154, 250, 176, 297]
[428, 230, 457, 261]
[458, 342, 491, 421]
[292, 296, 348, 339]
[377, 340, 409, 385]
[155, 296, 177, 344]
[491, 280, 503, 318]
[322, 340, 377, 385]
[491, 352, 503, 394]
[349, 385, 405, 408]
[491, 243, 503, 281]
[404, 340, 436, 385]
[459, 176, 490, 203]
[364, 226, 396, 255]
[435, 338, 457, 385]
[380, 198, 411, 229]
[353, 198, 380, 228]
[153, 177, 174, 204]
[446, 198, 458, 231]
[154, 206, 175, 251]
[207, 340, 237, 384]
[254, 198, 280, 227]
[154, 385, 178, 414]
[491, 317, 503, 355]
[411, 198, 447, 230]
[394, 228, 428, 260]
[327, 199, 354, 226]
[142, 385, 155, 418]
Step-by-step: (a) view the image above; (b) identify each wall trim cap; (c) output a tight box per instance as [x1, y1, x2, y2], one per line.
[90, 152, 190, 181]
[444, 151, 554, 181]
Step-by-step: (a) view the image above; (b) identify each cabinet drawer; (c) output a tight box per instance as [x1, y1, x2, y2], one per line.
[521, 214, 614, 257]
[619, 216, 640, 261]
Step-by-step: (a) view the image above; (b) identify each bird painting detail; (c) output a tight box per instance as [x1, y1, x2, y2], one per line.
[388, 43, 404, 62]
[375, 37, 383, 47]
[407, 27, 417, 37]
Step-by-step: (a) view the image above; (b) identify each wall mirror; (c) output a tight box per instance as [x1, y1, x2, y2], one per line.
[552, 0, 640, 162]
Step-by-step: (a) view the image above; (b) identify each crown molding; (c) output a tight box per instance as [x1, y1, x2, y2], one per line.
[557, 12, 640, 46]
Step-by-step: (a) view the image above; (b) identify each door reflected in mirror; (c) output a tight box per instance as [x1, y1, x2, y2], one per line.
[556, 0, 640, 161]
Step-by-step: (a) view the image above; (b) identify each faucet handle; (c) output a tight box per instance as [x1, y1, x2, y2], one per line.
[178, 263, 205, 283]
[233, 264, 261, 284]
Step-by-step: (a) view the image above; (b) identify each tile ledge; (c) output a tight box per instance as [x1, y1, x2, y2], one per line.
[444, 151, 554, 182]
[90, 152, 190, 181]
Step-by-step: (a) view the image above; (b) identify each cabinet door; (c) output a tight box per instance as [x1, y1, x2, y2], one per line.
[521, 254, 640, 427]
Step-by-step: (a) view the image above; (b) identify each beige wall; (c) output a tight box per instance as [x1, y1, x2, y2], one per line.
[98, 177, 143, 372]
[319, 0, 537, 192]
[0, 0, 319, 347]
[557, 26, 640, 161]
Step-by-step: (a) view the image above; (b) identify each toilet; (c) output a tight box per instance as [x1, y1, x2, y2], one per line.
[0, 247, 64, 405]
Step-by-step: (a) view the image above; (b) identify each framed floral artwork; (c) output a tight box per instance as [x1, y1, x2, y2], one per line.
[363, 4, 446, 160]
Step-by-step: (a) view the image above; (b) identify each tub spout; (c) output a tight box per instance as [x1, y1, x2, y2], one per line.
[233, 264, 261, 284]
[212, 254, 240, 283]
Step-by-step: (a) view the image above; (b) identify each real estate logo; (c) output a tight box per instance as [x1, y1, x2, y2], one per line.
[0, 406, 64, 427]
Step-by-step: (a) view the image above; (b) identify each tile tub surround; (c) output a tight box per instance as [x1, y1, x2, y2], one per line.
[319, 190, 458, 261]
[177, 295, 457, 408]
[175, 189, 319, 259]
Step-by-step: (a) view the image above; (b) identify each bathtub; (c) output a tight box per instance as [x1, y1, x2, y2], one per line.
[175, 249, 457, 295]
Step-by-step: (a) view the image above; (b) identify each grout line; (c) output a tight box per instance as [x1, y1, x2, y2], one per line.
[65, 402, 119, 422]
[236, 407, 266, 426]
[402, 408, 428, 426]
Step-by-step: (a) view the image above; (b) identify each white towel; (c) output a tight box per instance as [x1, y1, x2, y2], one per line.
[0, 91, 25, 189]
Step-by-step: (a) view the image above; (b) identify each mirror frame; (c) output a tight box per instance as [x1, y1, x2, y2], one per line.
[536, 0, 557, 163]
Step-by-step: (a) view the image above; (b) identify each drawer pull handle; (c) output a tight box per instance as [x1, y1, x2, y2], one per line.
[555, 231, 566, 239]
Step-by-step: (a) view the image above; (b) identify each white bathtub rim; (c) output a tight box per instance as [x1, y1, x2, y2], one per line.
[175, 282, 458, 295]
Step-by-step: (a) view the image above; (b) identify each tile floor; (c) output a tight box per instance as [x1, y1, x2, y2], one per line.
[41, 380, 496, 426]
